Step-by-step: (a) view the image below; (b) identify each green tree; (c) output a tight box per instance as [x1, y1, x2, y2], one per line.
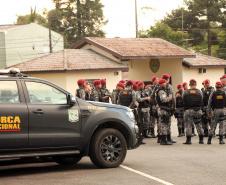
[139, 22, 189, 48]
[49, 0, 108, 47]
[16, 7, 47, 27]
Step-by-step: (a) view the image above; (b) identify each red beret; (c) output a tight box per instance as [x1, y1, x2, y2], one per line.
[93, 80, 101, 86]
[204, 79, 210, 85]
[77, 79, 85, 85]
[190, 79, 197, 83]
[119, 80, 125, 84]
[145, 85, 152, 89]
[138, 81, 144, 86]
[100, 79, 106, 86]
[162, 74, 170, 79]
[216, 81, 223, 87]
[182, 82, 187, 87]
[158, 78, 166, 84]
[127, 80, 134, 85]
[135, 80, 141, 84]
[133, 83, 138, 90]
[177, 84, 182, 89]
[151, 77, 157, 82]
[117, 83, 124, 88]
[220, 75, 226, 80]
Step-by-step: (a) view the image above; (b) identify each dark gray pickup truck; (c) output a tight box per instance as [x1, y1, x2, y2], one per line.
[0, 68, 139, 168]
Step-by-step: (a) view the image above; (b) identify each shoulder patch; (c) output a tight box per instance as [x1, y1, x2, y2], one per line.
[123, 91, 128, 95]
[216, 95, 223, 99]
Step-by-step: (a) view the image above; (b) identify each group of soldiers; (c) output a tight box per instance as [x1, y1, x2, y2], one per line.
[76, 74, 226, 146]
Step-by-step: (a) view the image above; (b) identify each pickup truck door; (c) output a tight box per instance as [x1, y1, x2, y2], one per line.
[0, 80, 28, 149]
[22, 80, 81, 148]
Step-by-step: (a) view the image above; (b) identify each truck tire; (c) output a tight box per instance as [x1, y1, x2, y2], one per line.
[90, 128, 127, 168]
[53, 155, 82, 165]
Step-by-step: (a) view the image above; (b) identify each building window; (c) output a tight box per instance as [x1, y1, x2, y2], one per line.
[199, 68, 207, 74]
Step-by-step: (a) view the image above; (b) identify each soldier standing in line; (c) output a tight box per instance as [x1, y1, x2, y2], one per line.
[182, 82, 196, 137]
[202, 79, 215, 137]
[84, 82, 92, 100]
[156, 78, 175, 145]
[136, 81, 151, 139]
[90, 80, 107, 102]
[133, 83, 138, 91]
[100, 79, 111, 103]
[76, 79, 86, 100]
[111, 83, 124, 104]
[175, 84, 184, 137]
[149, 77, 159, 139]
[183, 79, 204, 145]
[117, 80, 138, 109]
[207, 81, 226, 144]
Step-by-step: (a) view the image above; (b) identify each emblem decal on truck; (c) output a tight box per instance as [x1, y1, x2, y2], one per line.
[68, 110, 79, 122]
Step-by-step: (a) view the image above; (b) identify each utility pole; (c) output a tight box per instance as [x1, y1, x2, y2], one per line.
[135, 0, 138, 38]
[48, 18, 52, 53]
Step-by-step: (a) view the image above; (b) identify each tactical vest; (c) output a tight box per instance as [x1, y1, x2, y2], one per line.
[156, 88, 170, 107]
[120, 89, 133, 107]
[138, 90, 149, 108]
[176, 91, 183, 108]
[100, 88, 110, 103]
[183, 88, 202, 109]
[112, 89, 119, 104]
[203, 87, 214, 106]
[212, 90, 226, 109]
[85, 90, 90, 100]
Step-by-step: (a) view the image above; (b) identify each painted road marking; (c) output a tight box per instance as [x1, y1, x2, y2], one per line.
[120, 165, 174, 185]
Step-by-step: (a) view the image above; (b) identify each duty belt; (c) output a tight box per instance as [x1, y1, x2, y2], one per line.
[184, 107, 201, 111]
[159, 106, 171, 111]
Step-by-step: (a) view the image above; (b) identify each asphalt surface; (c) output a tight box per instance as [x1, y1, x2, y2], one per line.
[0, 118, 226, 185]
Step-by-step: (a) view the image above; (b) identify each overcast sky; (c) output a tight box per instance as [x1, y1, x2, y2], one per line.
[0, 0, 184, 38]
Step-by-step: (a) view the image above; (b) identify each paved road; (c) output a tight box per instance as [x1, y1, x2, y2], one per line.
[1, 118, 226, 185]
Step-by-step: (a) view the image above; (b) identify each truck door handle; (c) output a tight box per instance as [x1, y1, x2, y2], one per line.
[81, 110, 91, 118]
[32, 109, 44, 115]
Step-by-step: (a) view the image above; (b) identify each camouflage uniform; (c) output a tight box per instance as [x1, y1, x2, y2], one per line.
[182, 87, 204, 144]
[207, 90, 226, 140]
[222, 85, 226, 135]
[175, 91, 184, 136]
[90, 88, 104, 102]
[111, 89, 120, 104]
[100, 88, 111, 103]
[202, 86, 215, 135]
[136, 89, 150, 131]
[76, 87, 86, 100]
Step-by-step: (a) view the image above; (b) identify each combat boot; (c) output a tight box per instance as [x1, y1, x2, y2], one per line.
[151, 128, 156, 138]
[207, 136, 212, 144]
[167, 134, 177, 143]
[183, 136, 192, 144]
[219, 136, 225, 144]
[143, 130, 151, 138]
[178, 128, 182, 137]
[199, 135, 204, 144]
[160, 135, 172, 145]
[157, 134, 161, 143]
[181, 128, 185, 136]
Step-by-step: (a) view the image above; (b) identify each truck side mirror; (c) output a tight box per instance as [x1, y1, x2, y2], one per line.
[68, 94, 76, 106]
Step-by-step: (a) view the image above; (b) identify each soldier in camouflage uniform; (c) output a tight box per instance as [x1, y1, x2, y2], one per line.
[100, 79, 111, 103]
[220, 75, 226, 136]
[90, 80, 106, 102]
[182, 79, 204, 145]
[76, 79, 86, 100]
[202, 79, 215, 137]
[207, 81, 226, 144]
[111, 83, 124, 104]
[156, 78, 174, 145]
[136, 81, 151, 139]
[175, 84, 184, 137]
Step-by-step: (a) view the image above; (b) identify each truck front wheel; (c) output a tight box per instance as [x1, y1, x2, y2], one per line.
[90, 128, 127, 168]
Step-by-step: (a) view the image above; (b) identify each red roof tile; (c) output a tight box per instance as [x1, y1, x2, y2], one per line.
[71, 37, 196, 59]
[183, 53, 226, 68]
[8, 49, 128, 72]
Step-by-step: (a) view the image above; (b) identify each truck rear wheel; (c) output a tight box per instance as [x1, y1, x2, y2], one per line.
[53, 155, 82, 165]
[90, 128, 127, 168]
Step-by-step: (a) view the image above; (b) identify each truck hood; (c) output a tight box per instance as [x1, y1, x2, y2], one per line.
[88, 101, 130, 111]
